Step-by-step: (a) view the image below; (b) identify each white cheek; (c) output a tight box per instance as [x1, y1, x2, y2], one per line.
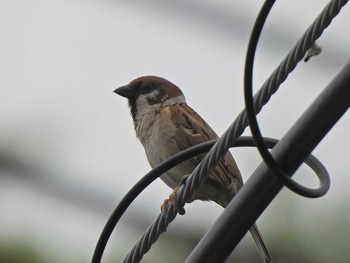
[147, 89, 161, 101]
[136, 95, 149, 112]
[135, 95, 158, 117]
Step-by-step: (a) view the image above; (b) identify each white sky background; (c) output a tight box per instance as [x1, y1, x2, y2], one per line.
[0, 0, 349, 262]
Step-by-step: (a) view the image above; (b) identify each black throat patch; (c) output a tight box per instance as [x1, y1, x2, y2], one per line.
[128, 99, 138, 127]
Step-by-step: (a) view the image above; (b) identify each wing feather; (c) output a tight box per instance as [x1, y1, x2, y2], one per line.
[169, 104, 242, 192]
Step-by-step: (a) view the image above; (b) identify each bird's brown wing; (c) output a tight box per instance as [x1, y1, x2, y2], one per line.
[169, 104, 242, 192]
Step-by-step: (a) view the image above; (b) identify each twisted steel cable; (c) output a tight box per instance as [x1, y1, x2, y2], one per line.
[122, 0, 348, 262]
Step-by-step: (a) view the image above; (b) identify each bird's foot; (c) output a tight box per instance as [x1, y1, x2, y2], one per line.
[161, 186, 186, 217]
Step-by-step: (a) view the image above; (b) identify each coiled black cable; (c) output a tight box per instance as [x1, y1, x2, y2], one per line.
[244, 0, 331, 197]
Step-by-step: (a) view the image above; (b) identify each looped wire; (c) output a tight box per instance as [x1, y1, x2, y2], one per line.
[244, 0, 330, 198]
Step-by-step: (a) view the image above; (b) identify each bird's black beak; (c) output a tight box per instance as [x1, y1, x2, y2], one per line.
[114, 85, 138, 100]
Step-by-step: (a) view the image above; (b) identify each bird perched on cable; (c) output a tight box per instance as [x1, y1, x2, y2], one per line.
[114, 76, 270, 263]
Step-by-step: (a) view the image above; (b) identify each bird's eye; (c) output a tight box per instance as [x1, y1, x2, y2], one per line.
[141, 84, 152, 93]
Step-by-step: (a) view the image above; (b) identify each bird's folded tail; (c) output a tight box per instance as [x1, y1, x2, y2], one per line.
[249, 223, 271, 263]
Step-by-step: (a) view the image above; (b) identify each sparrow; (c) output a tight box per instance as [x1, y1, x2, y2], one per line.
[114, 76, 270, 263]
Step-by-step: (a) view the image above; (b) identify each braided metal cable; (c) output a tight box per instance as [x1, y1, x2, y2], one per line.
[122, 0, 348, 262]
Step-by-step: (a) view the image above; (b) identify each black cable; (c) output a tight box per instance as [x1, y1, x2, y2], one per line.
[92, 136, 329, 263]
[244, 0, 330, 197]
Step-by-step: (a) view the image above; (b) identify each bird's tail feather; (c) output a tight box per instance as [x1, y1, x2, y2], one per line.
[249, 223, 271, 263]
[218, 195, 270, 262]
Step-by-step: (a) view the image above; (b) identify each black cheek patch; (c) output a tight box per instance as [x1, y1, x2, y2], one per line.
[147, 96, 161, 105]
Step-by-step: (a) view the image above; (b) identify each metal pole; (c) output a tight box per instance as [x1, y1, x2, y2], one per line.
[185, 61, 350, 263]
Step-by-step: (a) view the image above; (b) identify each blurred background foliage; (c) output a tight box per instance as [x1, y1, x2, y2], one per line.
[0, 242, 50, 263]
[1, 0, 349, 262]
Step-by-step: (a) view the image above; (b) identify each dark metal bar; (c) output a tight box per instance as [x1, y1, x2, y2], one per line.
[185, 61, 350, 263]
